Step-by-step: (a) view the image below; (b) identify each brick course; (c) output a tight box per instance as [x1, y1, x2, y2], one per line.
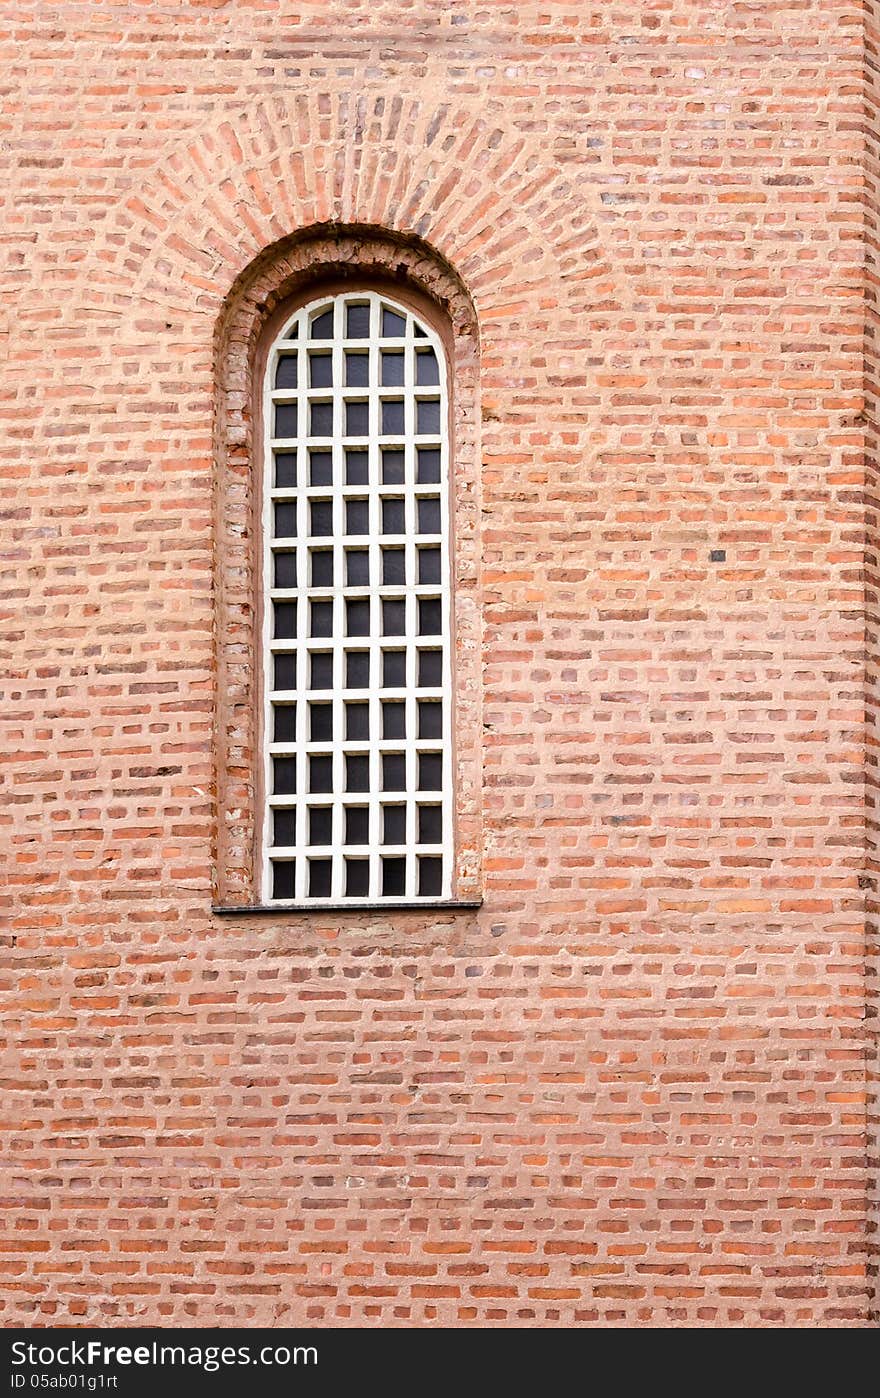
[1, 1, 876, 1326]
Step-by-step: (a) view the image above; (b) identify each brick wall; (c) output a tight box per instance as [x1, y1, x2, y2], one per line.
[1, 2, 874, 1326]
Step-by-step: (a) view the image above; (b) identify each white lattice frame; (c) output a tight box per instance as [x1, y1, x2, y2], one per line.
[261, 289, 452, 905]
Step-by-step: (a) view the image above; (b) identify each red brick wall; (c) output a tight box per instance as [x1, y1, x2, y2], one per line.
[1, 2, 874, 1327]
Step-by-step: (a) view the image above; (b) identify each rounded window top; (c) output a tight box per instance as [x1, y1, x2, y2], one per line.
[272, 288, 446, 363]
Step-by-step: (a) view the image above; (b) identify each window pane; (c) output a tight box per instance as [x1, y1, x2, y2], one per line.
[310, 450, 332, 486]
[309, 353, 332, 388]
[346, 303, 370, 338]
[345, 449, 369, 484]
[345, 807, 369, 845]
[310, 309, 334, 339]
[382, 448, 405, 483]
[418, 856, 442, 896]
[275, 552, 297, 588]
[382, 857, 406, 896]
[274, 402, 298, 438]
[274, 705, 297, 743]
[416, 349, 439, 385]
[272, 861, 296, 899]
[381, 307, 406, 337]
[275, 355, 298, 389]
[273, 808, 297, 847]
[346, 352, 369, 387]
[275, 451, 297, 488]
[383, 805, 406, 845]
[309, 806, 332, 846]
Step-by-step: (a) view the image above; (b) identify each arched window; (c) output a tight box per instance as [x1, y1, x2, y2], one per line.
[261, 289, 452, 904]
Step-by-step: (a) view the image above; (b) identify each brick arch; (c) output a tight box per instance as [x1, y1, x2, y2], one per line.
[214, 228, 483, 910]
[113, 91, 620, 324]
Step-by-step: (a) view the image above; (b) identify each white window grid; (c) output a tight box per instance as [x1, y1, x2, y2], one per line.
[261, 289, 453, 905]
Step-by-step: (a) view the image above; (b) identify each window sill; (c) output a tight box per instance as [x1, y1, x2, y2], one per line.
[212, 899, 482, 916]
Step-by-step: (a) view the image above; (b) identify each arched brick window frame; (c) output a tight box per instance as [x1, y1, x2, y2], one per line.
[212, 228, 482, 912]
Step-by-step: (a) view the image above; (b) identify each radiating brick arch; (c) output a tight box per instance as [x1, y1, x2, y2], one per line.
[112, 91, 620, 325]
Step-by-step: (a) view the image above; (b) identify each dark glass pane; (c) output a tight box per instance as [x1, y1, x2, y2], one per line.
[310, 550, 333, 587]
[383, 701, 405, 739]
[382, 308, 406, 337]
[309, 353, 332, 389]
[273, 757, 297, 795]
[275, 356, 298, 390]
[383, 805, 406, 845]
[346, 549, 369, 586]
[418, 804, 442, 845]
[274, 601, 297, 639]
[382, 498, 405, 535]
[282, 320, 299, 340]
[272, 861, 296, 899]
[310, 400, 333, 437]
[346, 755, 369, 792]
[345, 352, 369, 387]
[417, 448, 441, 483]
[273, 705, 297, 743]
[346, 303, 370, 338]
[310, 600, 333, 638]
[382, 599, 405, 636]
[345, 702, 369, 741]
[383, 650, 406, 687]
[275, 452, 297, 488]
[309, 703, 332, 742]
[381, 351, 405, 386]
[345, 807, 369, 845]
[310, 500, 333, 536]
[309, 858, 332, 897]
[413, 320, 427, 338]
[418, 497, 441, 534]
[418, 650, 442, 687]
[274, 653, 297, 691]
[346, 598, 370, 637]
[345, 858, 370, 897]
[346, 651, 370, 689]
[416, 349, 439, 386]
[309, 755, 333, 794]
[381, 399, 404, 435]
[382, 856, 406, 896]
[310, 760, 334, 794]
[274, 552, 297, 588]
[381, 449, 405, 485]
[418, 701, 442, 738]
[345, 449, 369, 484]
[274, 402, 298, 438]
[382, 752, 406, 792]
[382, 548, 405, 585]
[345, 400, 369, 436]
[310, 309, 333, 339]
[418, 753, 442, 791]
[417, 400, 440, 434]
[274, 502, 297, 538]
[273, 808, 297, 847]
[418, 598, 442, 635]
[310, 652, 333, 689]
[309, 450, 332, 486]
[346, 499, 369, 535]
[309, 806, 333, 846]
[418, 546, 441, 585]
[418, 856, 442, 897]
